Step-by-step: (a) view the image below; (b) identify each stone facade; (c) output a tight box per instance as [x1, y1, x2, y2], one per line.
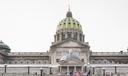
[0, 10, 128, 76]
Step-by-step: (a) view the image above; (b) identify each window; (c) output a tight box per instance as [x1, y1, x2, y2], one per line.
[74, 32, 77, 40]
[61, 33, 65, 40]
[67, 32, 71, 38]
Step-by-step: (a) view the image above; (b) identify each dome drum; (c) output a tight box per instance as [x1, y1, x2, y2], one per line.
[54, 30, 85, 43]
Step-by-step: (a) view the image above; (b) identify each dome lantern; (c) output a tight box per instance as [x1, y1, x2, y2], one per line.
[66, 10, 72, 17]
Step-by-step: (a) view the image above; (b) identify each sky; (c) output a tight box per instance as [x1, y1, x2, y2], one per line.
[0, 0, 128, 52]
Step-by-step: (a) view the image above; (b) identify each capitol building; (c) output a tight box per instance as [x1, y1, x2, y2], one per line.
[0, 9, 128, 76]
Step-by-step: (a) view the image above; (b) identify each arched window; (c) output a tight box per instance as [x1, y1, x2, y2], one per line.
[67, 32, 71, 38]
[74, 32, 77, 40]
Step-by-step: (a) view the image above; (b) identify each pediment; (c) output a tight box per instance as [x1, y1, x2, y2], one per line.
[59, 59, 84, 65]
[57, 41, 85, 48]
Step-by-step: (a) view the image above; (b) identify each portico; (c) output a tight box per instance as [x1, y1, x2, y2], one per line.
[58, 50, 86, 75]
[58, 65, 86, 75]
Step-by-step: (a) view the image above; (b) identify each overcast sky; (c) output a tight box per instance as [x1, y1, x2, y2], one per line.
[0, 0, 128, 52]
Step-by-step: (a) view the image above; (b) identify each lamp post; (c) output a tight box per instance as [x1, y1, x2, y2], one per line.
[40, 68, 43, 76]
[4, 64, 7, 73]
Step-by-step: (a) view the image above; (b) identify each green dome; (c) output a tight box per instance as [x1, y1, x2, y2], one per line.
[0, 40, 10, 51]
[57, 11, 82, 31]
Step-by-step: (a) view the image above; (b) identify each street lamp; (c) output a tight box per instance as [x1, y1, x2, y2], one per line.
[4, 64, 7, 73]
[40, 68, 43, 76]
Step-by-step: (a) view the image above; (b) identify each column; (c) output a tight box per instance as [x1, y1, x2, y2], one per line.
[60, 33, 62, 41]
[67, 66, 69, 75]
[71, 32, 74, 38]
[60, 66, 61, 72]
[81, 66, 84, 73]
[74, 66, 76, 72]
[65, 33, 68, 38]
[77, 33, 80, 41]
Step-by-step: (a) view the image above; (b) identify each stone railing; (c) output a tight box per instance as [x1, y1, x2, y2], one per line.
[91, 72, 128, 76]
[0, 73, 57, 76]
[91, 52, 128, 56]
[8, 52, 49, 56]
[0, 73, 37, 76]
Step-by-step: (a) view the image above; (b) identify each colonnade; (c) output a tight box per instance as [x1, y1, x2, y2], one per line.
[58, 65, 86, 75]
